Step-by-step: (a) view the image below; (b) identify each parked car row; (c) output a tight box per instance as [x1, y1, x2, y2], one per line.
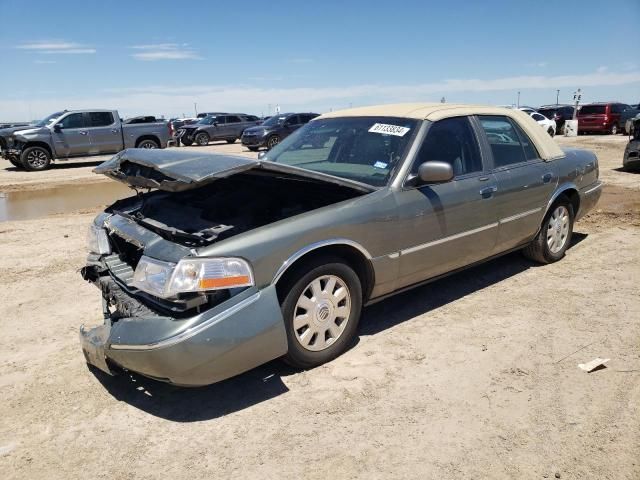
[519, 102, 639, 136]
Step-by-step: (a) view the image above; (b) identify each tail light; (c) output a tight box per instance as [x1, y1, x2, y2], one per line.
[168, 123, 174, 136]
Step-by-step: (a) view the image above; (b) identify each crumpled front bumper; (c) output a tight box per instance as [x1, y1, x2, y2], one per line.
[79, 283, 288, 387]
[1, 147, 21, 160]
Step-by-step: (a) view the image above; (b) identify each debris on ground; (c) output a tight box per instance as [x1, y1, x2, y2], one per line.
[578, 358, 610, 372]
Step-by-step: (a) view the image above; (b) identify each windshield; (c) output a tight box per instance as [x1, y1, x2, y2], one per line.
[196, 116, 217, 125]
[263, 117, 419, 187]
[262, 115, 288, 127]
[34, 111, 65, 127]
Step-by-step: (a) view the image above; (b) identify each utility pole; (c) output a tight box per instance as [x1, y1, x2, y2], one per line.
[556, 89, 560, 105]
[193, 103, 198, 117]
[517, 91, 521, 108]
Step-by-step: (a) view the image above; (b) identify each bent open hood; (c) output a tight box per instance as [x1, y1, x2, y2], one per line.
[94, 148, 376, 193]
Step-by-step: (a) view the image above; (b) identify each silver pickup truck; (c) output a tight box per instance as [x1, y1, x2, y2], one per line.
[79, 103, 603, 387]
[1, 109, 171, 171]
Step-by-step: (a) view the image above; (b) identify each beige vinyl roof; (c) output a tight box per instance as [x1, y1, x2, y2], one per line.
[316, 103, 565, 161]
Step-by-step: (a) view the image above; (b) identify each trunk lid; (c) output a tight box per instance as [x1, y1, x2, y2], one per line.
[93, 148, 376, 193]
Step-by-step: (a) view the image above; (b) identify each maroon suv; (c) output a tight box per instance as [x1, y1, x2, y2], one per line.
[577, 102, 630, 134]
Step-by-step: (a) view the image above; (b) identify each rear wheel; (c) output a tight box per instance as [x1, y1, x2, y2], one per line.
[280, 257, 362, 369]
[136, 139, 159, 149]
[20, 146, 51, 171]
[523, 201, 574, 264]
[195, 132, 209, 146]
[610, 123, 618, 135]
[226, 138, 236, 144]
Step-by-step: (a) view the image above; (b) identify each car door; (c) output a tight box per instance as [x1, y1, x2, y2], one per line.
[282, 115, 302, 138]
[52, 112, 91, 157]
[393, 116, 499, 289]
[85, 111, 121, 154]
[224, 115, 243, 138]
[476, 115, 557, 253]
[209, 115, 226, 139]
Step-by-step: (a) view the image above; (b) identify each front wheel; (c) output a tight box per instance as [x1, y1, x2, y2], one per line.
[20, 146, 51, 171]
[280, 257, 362, 369]
[523, 201, 574, 264]
[181, 138, 193, 146]
[195, 132, 210, 146]
[267, 135, 280, 149]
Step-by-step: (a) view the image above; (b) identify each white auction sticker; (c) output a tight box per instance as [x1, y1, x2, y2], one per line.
[368, 123, 411, 137]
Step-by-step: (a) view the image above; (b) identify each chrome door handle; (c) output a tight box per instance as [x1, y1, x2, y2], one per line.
[480, 186, 497, 198]
[111, 129, 119, 133]
[79, 131, 88, 135]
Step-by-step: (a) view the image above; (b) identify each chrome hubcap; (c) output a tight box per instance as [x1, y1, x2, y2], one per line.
[197, 135, 208, 145]
[547, 206, 570, 254]
[293, 275, 351, 352]
[27, 150, 48, 167]
[139, 141, 156, 149]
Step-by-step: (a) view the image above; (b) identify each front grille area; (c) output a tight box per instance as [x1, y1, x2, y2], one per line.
[108, 232, 143, 270]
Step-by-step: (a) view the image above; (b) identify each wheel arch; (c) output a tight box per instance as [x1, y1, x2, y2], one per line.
[545, 183, 580, 218]
[22, 141, 53, 156]
[135, 135, 161, 148]
[272, 240, 375, 303]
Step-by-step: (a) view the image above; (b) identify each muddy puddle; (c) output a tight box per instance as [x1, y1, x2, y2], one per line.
[0, 182, 134, 222]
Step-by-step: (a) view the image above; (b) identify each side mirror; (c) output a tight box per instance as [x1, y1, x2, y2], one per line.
[53, 123, 62, 132]
[417, 161, 454, 184]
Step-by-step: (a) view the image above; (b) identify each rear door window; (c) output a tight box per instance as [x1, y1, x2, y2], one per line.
[87, 112, 115, 127]
[478, 115, 539, 167]
[579, 105, 606, 115]
[226, 115, 242, 123]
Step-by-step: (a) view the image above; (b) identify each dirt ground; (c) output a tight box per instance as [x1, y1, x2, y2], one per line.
[0, 135, 639, 479]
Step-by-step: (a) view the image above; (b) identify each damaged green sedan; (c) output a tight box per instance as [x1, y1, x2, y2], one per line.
[80, 103, 602, 386]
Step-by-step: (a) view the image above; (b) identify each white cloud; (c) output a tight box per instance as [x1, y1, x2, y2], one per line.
[17, 41, 96, 54]
[129, 43, 201, 61]
[2, 69, 639, 119]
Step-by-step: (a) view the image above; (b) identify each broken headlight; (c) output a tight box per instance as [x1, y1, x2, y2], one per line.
[132, 256, 254, 298]
[87, 225, 111, 255]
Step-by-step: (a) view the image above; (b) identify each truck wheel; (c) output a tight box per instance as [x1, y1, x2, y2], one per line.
[137, 139, 159, 149]
[195, 132, 209, 146]
[267, 135, 280, 149]
[226, 138, 236, 144]
[248, 147, 259, 152]
[610, 123, 618, 135]
[523, 200, 574, 264]
[181, 139, 193, 146]
[280, 256, 362, 369]
[20, 146, 51, 171]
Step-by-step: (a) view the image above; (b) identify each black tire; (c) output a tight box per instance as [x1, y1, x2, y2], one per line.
[8, 158, 24, 169]
[181, 138, 193, 146]
[523, 199, 574, 264]
[20, 146, 51, 171]
[248, 147, 259, 152]
[610, 123, 619, 135]
[195, 132, 209, 146]
[266, 135, 280, 150]
[280, 256, 362, 369]
[226, 138, 236, 144]
[136, 139, 159, 149]
[547, 127, 555, 137]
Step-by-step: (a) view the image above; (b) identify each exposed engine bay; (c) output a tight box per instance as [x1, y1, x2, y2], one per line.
[107, 171, 363, 247]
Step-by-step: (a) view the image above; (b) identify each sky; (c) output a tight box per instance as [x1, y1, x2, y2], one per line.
[0, 0, 639, 121]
